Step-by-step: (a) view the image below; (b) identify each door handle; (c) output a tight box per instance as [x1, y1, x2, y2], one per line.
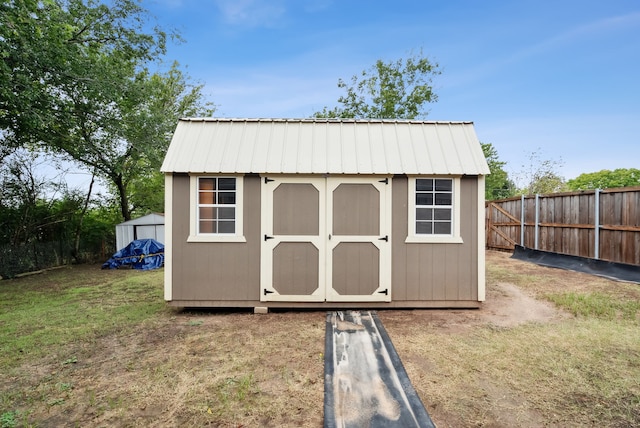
[378, 235, 388, 242]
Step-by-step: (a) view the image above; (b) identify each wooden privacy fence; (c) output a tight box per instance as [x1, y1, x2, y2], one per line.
[486, 187, 640, 266]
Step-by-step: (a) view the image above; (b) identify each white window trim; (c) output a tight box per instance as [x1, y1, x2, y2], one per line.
[187, 174, 246, 243]
[405, 175, 463, 244]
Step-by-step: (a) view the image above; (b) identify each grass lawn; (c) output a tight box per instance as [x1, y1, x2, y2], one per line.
[0, 253, 639, 427]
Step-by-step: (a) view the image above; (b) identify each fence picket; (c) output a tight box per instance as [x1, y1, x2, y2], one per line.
[485, 186, 640, 266]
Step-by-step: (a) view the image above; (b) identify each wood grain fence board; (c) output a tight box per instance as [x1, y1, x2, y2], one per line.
[485, 187, 640, 266]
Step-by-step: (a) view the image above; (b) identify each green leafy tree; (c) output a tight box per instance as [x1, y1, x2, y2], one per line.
[481, 142, 515, 200]
[527, 172, 567, 195]
[1, 1, 213, 221]
[1, 0, 165, 147]
[72, 62, 213, 221]
[314, 51, 441, 119]
[118, 63, 215, 217]
[567, 168, 640, 191]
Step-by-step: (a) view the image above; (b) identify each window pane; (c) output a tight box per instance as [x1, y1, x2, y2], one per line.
[199, 191, 215, 204]
[218, 221, 235, 234]
[435, 193, 452, 205]
[218, 192, 236, 204]
[218, 207, 235, 219]
[434, 222, 451, 234]
[435, 179, 452, 191]
[199, 178, 216, 191]
[218, 178, 236, 190]
[196, 177, 239, 236]
[199, 207, 216, 220]
[416, 222, 432, 234]
[416, 208, 432, 220]
[434, 208, 451, 220]
[199, 221, 216, 233]
[416, 193, 433, 206]
[416, 179, 433, 191]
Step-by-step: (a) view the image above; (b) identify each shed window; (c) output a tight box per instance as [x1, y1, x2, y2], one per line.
[188, 175, 245, 242]
[198, 177, 237, 234]
[415, 178, 452, 235]
[406, 177, 463, 244]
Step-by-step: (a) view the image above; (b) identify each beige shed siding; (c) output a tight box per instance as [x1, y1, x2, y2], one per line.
[171, 174, 261, 301]
[391, 176, 478, 301]
[332, 183, 380, 236]
[272, 242, 319, 295]
[168, 174, 480, 307]
[332, 242, 380, 295]
[273, 183, 319, 235]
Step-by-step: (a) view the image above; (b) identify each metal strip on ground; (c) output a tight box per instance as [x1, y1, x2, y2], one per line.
[324, 311, 435, 428]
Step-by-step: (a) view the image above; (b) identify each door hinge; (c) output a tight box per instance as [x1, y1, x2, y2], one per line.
[263, 289, 274, 295]
[264, 177, 274, 183]
[378, 235, 388, 242]
[264, 234, 274, 241]
[378, 177, 389, 184]
[378, 289, 389, 295]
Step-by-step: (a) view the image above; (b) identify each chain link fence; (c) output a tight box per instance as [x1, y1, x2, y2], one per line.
[0, 237, 114, 279]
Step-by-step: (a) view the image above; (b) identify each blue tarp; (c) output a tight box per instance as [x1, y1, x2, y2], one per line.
[102, 239, 164, 270]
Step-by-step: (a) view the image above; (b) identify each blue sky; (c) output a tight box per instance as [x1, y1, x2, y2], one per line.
[148, 0, 640, 182]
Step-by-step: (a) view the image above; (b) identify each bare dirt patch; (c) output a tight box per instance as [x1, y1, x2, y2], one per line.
[379, 251, 640, 427]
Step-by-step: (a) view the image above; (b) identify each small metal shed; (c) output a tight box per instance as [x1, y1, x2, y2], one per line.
[115, 213, 165, 251]
[161, 118, 490, 309]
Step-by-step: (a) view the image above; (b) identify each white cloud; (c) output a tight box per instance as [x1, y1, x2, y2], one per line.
[509, 11, 640, 62]
[213, 0, 287, 28]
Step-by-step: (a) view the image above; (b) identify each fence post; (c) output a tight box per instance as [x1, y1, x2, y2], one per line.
[594, 189, 600, 260]
[520, 194, 525, 247]
[534, 194, 540, 250]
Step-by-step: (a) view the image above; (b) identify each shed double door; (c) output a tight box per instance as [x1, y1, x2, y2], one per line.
[260, 176, 391, 302]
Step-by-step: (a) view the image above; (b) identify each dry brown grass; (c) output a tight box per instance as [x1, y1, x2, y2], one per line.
[4, 311, 326, 427]
[1, 252, 639, 427]
[382, 251, 640, 427]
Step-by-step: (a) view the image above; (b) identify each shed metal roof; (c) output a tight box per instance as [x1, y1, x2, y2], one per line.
[160, 118, 490, 175]
[117, 213, 165, 226]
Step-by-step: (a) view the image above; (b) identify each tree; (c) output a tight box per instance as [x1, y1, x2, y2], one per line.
[513, 149, 568, 195]
[0, 150, 59, 246]
[61, 62, 213, 221]
[314, 51, 441, 119]
[567, 168, 640, 191]
[481, 142, 515, 200]
[1, 0, 165, 148]
[1, 1, 213, 221]
[118, 63, 215, 217]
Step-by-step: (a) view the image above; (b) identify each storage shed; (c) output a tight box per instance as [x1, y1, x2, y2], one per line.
[115, 213, 165, 251]
[161, 118, 490, 309]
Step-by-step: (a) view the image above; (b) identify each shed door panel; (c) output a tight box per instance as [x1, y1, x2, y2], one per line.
[273, 183, 319, 235]
[261, 176, 390, 302]
[326, 178, 391, 302]
[261, 177, 326, 302]
[272, 242, 319, 296]
[332, 183, 380, 235]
